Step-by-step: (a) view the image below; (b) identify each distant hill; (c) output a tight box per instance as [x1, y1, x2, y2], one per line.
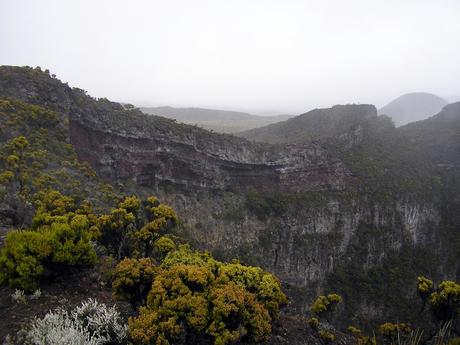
[237, 104, 377, 144]
[378, 92, 447, 126]
[140, 106, 293, 133]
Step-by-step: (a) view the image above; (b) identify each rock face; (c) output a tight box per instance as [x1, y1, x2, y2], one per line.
[0, 66, 459, 325]
[69, 104, 351, 193]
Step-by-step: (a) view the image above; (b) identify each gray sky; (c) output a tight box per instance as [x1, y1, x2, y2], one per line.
[1, 0, 459, 115]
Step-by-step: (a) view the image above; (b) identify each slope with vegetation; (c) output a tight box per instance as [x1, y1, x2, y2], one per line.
[237, 104, 377, 144]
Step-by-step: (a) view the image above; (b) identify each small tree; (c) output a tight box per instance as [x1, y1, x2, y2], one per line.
[97, 196, 178, 258]
[311, 293, 342, 321]
[417, 276, 434, 309]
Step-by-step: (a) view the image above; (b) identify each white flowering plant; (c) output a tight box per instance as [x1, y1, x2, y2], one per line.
[14, 298, 128, 345]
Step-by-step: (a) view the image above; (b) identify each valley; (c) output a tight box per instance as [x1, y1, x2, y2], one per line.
[0, 66, 459, 343]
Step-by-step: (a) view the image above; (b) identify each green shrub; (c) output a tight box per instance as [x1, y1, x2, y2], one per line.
[378, 322, 411, 337]
[417, 276, 434, 305]
[0, 230, 51, 291]
[152, 236, 176, 259]
[216, 262, 287, 319]
[97, 196, 178, 258]
[429, 280, 460, 322]
[0, 191, 97, 291]
[127, 246, 287, 345]
[311, 293, 342, 317]
[112, 258, 158, 307]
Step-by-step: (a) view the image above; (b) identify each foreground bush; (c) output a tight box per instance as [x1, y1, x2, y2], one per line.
[124, 245, 287, 345]
[0, 191, 97, 291]
[13, 298, 128, 345]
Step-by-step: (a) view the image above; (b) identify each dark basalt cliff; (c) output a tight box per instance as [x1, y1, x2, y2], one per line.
[1, 66, 459, 326]
[69, 103, 351, 193]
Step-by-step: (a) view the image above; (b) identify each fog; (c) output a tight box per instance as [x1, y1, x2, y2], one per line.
[1, 0, 459, 114]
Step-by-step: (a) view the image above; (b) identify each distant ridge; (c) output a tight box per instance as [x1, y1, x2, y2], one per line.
[140, 106, 292, 133]
[379, 92, 447, 126]
[236, 104, 377, 144]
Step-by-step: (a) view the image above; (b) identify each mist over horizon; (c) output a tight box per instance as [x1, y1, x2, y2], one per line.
[1, 0, 459, 115]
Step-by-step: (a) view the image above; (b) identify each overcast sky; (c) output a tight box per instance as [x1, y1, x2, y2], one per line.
[1, 0, 459, 114]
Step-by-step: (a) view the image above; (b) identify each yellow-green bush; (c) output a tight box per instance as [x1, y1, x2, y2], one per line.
[97, 196, 178, 258]
[160, 244, 220, 272]
[417, 276, 433, 294]
[208, 281, 271, 345]
[417, 276, 434, 304]
[216, 262, 287, 319]
[429, 280, 460, 321]
[319, 330, 336, 343]
[112, 257, 158, 306]
[311, 293, 342, 317]
[0, 230, 51, 291]
[0, 191, 98, 291]
[127, 247, 286, 345]
[0, 170, 14, 183]
[152, 236, 176, 259]
[378, 322, 411, 338]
